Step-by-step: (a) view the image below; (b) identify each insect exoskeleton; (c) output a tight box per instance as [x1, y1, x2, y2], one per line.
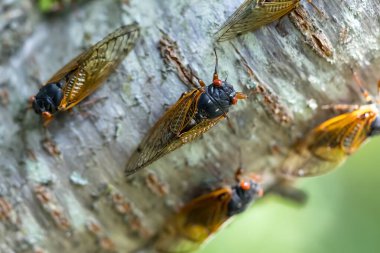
[31, 23, 140, 125]
[155, 175, 263, 252]
[125, 51, 247, 176]
[280, 75, 380, 178]
[215, 0, 321, 42]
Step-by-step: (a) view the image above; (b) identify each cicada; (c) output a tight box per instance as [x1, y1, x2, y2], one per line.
[280, 74, 380, 177]
[215, 0, 319, 42]
[31, 23, 140, 125]
[155, 175, 263, 252]
[125, 52, 247, 176]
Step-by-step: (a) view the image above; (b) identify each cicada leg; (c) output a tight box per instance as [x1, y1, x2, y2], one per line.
[188, 66, 206, 89]
[42, 112, 54, 127]
[194, 76, 206, 88]
[375, 81, 380, 104]
[234, 166, 244, 182]
[269, 178, 307, 204]
[225, 116, 236, 135]
[235, 92, 248, 100]
[249, 173, 262, 184]
[352, 70, 374, 104]
[275, 15, 289, 36]
[321, 104, 360, 112]
[28, 96, 35, 109]
[231, 92, 248, 105]
[306, 0, 324, 17]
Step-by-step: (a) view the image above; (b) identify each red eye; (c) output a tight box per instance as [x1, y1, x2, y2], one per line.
[231, 96, 238, 105]
[240, 180, 251, 191]
[213, 79, 222, 87]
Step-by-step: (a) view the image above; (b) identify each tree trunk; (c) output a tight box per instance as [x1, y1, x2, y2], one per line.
[0, 0, 379, 252]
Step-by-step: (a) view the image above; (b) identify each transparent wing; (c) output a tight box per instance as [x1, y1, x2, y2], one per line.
[215, 0, 298, 42]
[125, 90, 201, 176]
[156, 188, 232, 253]
[281, 107, 377, 177]
[180, 188, 232, 236]
[46, 24, 140, 110]
[177, 116, 225, 144]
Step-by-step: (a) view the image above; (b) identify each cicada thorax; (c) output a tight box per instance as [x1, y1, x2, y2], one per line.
[155, 177, 263, 252]
[280, 105, 379, 178]
[31, 24, 140, 124]
[196, 81, 238, 119]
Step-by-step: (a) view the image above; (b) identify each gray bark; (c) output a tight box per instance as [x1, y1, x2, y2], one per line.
[0, 0, 379, 252]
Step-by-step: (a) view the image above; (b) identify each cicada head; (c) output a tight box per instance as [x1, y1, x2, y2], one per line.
[32, 82, 64, 115]
[227, 178, 263, 217]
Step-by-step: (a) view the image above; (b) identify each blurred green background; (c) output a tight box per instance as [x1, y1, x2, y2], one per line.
[200, 138, 380, 253]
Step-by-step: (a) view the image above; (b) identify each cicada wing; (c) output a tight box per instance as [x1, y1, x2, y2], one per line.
[45, 53, 83, 85]
[48, 24, 140, 110]
[138, 114, 223, 175]
[169, 91, 200, 134]
[281, 107, 377, 177]
[215, 0, 256, 42]
[215, 0, 298, 41]
[155, 116, 225, 174]
[125, 90, 201, 176]
[156, 188, 232, 253]
[178, 115, 225, 144]
[180, 188, 233, 234]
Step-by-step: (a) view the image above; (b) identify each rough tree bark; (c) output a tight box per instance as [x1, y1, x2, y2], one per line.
[0, 0, 379, 252]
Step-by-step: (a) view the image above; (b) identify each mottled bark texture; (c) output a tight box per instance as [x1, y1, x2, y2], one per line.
[0, 0, 379, 252]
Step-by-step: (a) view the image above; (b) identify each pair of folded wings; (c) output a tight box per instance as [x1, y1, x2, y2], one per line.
[46, 24, 140, 110]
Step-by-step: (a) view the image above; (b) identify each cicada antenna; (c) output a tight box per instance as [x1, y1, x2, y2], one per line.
[213, 48, 219, 81]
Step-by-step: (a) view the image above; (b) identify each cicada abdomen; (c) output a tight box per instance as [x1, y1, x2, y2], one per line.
[125, 52, 247, 176]
[155, 176, 263, 252]
[215, 0, 300, 42]
[31, 23, 140, 125]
